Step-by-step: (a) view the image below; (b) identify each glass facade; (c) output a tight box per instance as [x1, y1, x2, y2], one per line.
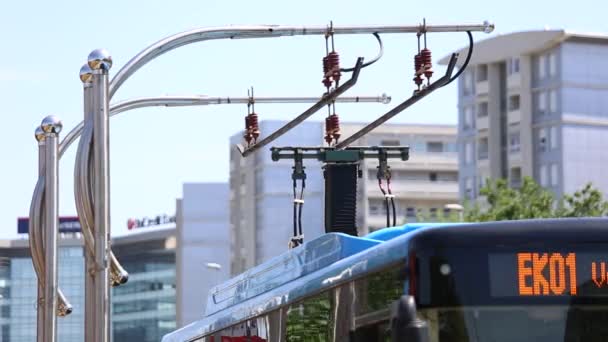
[0, 247, 85, 342]
[113, 252, 176, 342]
[0, 236, 176, 342]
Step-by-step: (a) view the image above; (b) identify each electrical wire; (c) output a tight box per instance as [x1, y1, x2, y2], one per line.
[293, 183, 298, 239]
[298, 181, 305, 238]
[379, 179, 390, 228]
[340, 33, 384, 72]
[446, 31, 474, 85]
[387, 178, 396, 227]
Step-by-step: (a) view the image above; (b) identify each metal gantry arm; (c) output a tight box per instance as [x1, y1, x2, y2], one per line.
[108, 22, 494, 98]
[59, 93, 390, 156]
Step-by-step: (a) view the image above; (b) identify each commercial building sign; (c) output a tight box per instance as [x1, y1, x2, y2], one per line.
[127, 214, 176, 230]
[17, 216, 81, 234]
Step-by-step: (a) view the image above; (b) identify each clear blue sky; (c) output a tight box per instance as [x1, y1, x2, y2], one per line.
[0, 0, 605, 239]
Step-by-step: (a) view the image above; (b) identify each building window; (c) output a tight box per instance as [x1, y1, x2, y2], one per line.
[508, 95, 520, 111]
[478, 137, 489, 160]
[465, 178, 473, 198]
[429, 172, 438, 182]
[540, 165, 548, 186]
[508, 57, 520, 75]
[380, 139, 400, 146]
[538, 128, 547, 152]
[465, 142, 473, 164]
[478, 176, 487, 195]
[478, 102, 489, 117]
[463, 106, 473, 129]
[463, 70, 473, 95]
[551, 164, 559, 186]
[509, 132, 520, 153]
[429, 208, 438, 218]
[427, 142, 443, 153]
[537, 55, 546, 80]
[535, 91, 547, 115]
[477, 64, 488, 82]
[406, 207, 416, 218]
[549, 89, 557, 113]
[511, 167, 522, 188]
[369, 205, 380, 216]
[549, 52, 557, 77]
[550, 126, 558, 150]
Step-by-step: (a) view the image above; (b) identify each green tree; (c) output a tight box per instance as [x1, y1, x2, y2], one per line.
[556, 183, 608, 218]
[464, 177, 608, 222]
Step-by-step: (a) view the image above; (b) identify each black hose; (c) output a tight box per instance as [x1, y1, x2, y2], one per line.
[384, 197, 390, 228]
[446, 31, 474, 86]
[391, 197, 397, 227]
[292, 185, 298, 238]
[340, 33, 384, 72]
[298, 184, 305, 237]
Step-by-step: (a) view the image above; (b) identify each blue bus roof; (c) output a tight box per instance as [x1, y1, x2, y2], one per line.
[163, 222, 463, 341]
[205, 222, 462, 315]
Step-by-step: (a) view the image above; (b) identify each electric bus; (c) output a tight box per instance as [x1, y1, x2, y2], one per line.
[162, 218, 608, 341]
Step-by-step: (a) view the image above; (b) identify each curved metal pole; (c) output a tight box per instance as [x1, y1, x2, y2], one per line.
[59, 94, 391, 157]
[42, 116, 61, 342]
[31, 128, 45, 342]
[108, 22, 494, 98]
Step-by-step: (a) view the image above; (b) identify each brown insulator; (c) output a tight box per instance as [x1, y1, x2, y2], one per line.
[421, 48, 433, 79]
[328, 51, 341, 83]
[414, 53, 423, 76]
[330, 113, 341, 140]
[248, 112, 260, 142]
[243, 115, 252, 144]
[322, 56, 332, 88]
[324, 116, 333, 144]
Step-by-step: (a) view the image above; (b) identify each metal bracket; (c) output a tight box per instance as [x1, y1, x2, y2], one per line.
[236, 57, 365, 157]
[291, 149, 306, 182]
[334, 53, 459, 149]
[376, 148, 392, 181]
[270, 145, 409, 163]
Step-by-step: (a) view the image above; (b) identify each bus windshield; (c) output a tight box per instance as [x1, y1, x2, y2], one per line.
[419, 305, 608, 342]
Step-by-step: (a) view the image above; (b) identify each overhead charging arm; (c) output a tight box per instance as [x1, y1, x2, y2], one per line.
[335, 53, 459, 149]
[335, 30, 474, 149]
[236, 57, 365, 157]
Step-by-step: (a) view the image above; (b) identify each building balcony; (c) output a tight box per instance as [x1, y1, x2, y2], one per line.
[507, 73, 521, 89]
[366, 180, 458, 200]
[509, 150, 522, 163]
[476, 80, 489, 95]
[508, 109, 521, 125]
[366, 153, 458, 171]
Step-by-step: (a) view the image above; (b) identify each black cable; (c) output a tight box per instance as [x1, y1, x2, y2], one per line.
[379, 179, 390, 228]
[446, 31, 474, 86]
[391, 198, 396, 226]
[340, 33, 384, 72]
[385, 197, 390, 228]
[292, 182, 298, 238]
[387, 178, 397, 227]
[298, 181, 305, 237]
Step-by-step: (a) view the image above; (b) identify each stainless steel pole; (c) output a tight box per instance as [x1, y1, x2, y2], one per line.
[88, 48, 112, 342]
[79, 63, 96, 342]
[41, 115, 62, 342]
[34, 127, 46, 342]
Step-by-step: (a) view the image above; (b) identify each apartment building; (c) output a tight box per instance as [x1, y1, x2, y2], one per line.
[441, 30, 608, 201]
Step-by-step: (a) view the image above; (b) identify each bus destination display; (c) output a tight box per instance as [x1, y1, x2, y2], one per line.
[488, 251, 608, 297]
